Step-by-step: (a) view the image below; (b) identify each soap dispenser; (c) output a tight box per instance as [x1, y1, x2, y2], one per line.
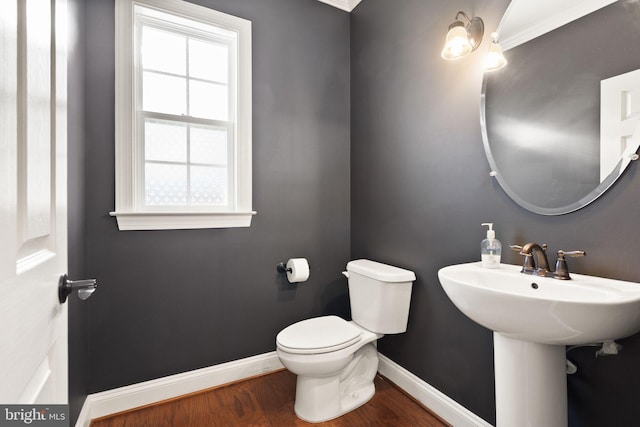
[481, 223, 502, 268]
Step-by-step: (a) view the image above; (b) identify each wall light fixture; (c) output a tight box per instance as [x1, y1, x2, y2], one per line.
[484, 32, 508, 71]
[441, 11, 484, 60]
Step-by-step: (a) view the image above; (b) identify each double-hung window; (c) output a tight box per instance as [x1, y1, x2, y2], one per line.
[112, 0, 254, 230]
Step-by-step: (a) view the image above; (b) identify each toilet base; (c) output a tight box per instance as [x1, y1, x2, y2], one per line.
[293, 343, 379, 423]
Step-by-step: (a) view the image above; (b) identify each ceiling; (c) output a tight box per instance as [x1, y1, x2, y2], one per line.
[316, 0, 362, 12]
[499, 0, 617, 50]
[317, 0, 618, 48]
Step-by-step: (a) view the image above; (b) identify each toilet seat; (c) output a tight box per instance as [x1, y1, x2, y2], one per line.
[277, 316, 363, 354]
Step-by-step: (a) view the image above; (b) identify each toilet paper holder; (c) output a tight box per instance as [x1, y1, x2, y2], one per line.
[276, 262, 292, 273]
[277, 258, 311, 283]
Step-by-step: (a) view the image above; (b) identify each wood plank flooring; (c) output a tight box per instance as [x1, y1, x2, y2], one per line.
[90, 369, 450, 427]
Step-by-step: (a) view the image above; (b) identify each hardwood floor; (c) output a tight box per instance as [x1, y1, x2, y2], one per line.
[90, 370, 450, 427]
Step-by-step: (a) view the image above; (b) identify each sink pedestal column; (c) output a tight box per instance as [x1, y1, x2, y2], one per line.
[494, 333, 567, 427]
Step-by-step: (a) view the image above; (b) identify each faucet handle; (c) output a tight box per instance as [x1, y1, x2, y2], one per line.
[554, 250, 586, 280]
[510, 245, 535, 272]
[558, 250, 586, 258]
[510, 243, 548, 252]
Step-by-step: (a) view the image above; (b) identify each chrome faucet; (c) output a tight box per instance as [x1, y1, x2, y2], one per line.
[511, 243, 586, 280]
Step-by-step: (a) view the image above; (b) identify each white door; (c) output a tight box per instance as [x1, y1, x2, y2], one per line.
[600, 68, 640, 182]
[0, 0, 68, 403]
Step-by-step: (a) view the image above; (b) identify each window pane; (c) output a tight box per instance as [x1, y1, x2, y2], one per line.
[145, 163, 187, 206]
[190, 165, 227, 206]
[189, 39, 228, 83]
[145, 119, 187, 163]
[190, 126, 227, 165]
[189, 80, 228, 120]
[143, 71, 186, 115]
[142, 26, 186, 75]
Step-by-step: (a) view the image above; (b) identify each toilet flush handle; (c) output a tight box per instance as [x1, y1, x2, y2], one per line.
[342, 271, 349, 279]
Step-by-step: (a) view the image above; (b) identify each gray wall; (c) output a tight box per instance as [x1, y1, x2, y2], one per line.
[82, 0, 350, 392]
[351, 1, 640, 426]
[70, 0, 640, 426]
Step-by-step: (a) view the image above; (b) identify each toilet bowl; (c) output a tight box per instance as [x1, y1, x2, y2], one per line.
[276, 259, 416, 423]
[277, 316, 382, 422]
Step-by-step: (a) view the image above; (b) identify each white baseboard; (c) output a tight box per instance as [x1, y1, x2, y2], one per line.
[75, 352, 284, 427]
[378, 353, 493, 427]
[76, 351, 491, 427]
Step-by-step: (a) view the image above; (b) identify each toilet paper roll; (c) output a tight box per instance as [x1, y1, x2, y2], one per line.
[286, 258, 310, 283]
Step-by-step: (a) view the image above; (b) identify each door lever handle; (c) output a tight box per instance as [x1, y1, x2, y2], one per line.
[58, 274, 98, 303]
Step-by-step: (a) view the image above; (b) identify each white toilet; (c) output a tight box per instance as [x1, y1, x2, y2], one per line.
[276, 259, 416, 423]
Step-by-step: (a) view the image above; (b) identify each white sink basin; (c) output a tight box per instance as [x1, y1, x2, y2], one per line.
[438, 261, 640, 427]
[438, 262, 640, 345]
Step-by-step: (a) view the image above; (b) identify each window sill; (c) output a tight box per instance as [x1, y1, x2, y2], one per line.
[109, 211, 257, 231]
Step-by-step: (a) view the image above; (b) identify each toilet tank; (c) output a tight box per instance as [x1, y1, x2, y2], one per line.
[346, 259, 416, 334]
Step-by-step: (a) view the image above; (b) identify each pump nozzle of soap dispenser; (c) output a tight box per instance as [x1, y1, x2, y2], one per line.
[481, 223, 495, 239]
[481, 222, 502, 268]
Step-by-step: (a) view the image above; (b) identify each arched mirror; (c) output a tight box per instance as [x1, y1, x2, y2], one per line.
[481, 0, 640, 215]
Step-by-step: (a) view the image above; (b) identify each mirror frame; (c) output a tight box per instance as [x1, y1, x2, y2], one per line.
[480, 0, 638, 215]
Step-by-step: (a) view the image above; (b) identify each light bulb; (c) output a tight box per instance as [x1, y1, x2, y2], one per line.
[441, 24, 472, 60]
[484, 32, 507, 71]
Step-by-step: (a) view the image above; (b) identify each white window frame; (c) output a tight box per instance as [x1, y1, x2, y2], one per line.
[111, 0, 254, 230]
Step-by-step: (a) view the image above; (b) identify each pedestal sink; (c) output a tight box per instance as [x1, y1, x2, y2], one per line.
[438, 262, 640, 427]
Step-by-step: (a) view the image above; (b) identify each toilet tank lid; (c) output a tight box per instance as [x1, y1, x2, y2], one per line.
[346, 259, 416, 282]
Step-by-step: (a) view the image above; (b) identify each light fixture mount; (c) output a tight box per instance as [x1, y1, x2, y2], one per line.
[456, 11, 484, 52]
